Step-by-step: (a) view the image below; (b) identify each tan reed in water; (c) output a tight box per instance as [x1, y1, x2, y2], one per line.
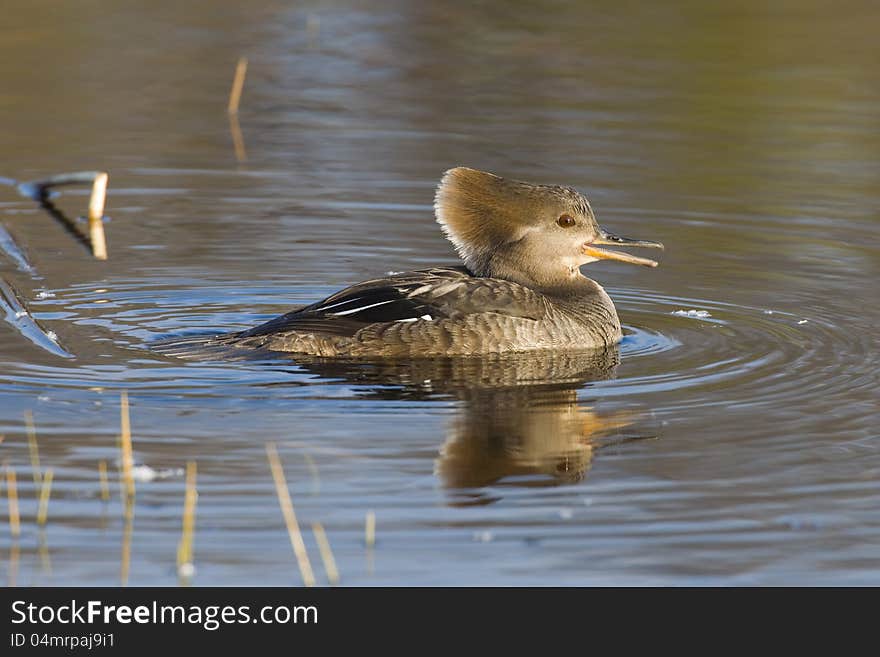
[365, 510, 376, 548]
[311, 522, 339, 585]
[121, 496, 133, 586]
[88, 172, 108, 260]
[228, 57, 248, 115]
[119, 393, 135, 585]
[229, 114, 247, 163]
[119, 391, 135, 501]
[227, 57, 249, 162]
[98, 460, 110, 502]
[176, 461, 198, 579]
[24, 410, 41, 486]
[36, 467, 54, 525]
[6, 465, 20, 538]
[266, 442, 315, 587]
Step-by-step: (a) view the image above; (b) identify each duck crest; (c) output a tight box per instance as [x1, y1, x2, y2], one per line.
[434, 167, 528, 275]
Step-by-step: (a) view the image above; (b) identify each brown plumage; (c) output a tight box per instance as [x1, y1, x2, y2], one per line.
[154, 167, 663, 359]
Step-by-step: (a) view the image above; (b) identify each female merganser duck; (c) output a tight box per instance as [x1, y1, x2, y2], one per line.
[160, 167, 663, 358]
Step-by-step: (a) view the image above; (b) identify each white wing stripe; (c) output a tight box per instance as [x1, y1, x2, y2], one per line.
[316, 296, 365, 312]
[396, 314, 433, 323]
[330, 299, 396, 316]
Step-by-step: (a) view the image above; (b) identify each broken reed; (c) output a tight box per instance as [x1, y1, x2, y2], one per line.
[24, 410, 41, 486]
[6, 465, 20, 538]
[227, 57, 248, 115]
[88, 172, 108, 260]
[98, 460, 110, 501]
[119, 391, 135, 500]
[365, 510, 376, 548]
[176, 461, 198, 575]
[20, 170, 110, 260]
[266, 442, 315, 587]
[311, 522, 339, 585]
[119, 393, 135, 584]
[227, 57, 248, 162]
[36, 468, 54, 525]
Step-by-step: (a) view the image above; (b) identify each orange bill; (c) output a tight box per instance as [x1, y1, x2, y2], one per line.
[583, 230, 664, 267]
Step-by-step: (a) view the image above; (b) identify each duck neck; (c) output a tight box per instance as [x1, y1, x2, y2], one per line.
[481, 252, 597, 299]
[487, 257, 620, 331]
[479, 246, 580, 292]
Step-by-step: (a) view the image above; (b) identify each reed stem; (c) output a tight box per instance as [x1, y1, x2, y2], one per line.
[266, 443, 315, 587]
[119, 391, 135, 501]
[6, 466, 20, 538]
[24, 410, 41, 486]
[36, 468, 54, 525]
[312, 522, 339, 585]
[228, 57, 248, 115]
[88, 173, 108, 260]
[176, 461, 198, 579]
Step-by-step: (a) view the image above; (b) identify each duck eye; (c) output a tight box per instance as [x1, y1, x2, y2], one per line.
[556, 214, 576, 228]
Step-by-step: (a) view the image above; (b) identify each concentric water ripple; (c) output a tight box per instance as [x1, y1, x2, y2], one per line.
[611, 290, 875, 415]
[1, 281, 872, 427]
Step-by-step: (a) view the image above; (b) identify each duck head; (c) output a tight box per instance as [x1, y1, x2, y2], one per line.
[434, 167, 663, 289]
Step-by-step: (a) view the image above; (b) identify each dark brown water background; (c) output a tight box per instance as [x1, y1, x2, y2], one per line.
[1, 0, 878, 585]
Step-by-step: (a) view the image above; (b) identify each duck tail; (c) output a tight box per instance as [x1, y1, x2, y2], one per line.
[149, 332, 241, 360]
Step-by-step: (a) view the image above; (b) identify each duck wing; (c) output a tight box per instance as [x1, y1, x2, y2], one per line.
[236, 266, 549, 339]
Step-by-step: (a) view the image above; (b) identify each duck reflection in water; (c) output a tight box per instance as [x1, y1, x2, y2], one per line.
[284, 347, 654, 504]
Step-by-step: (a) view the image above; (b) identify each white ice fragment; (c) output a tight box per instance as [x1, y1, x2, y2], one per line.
[46, 330, 58, 341]
[36, 290, 56, 299]
[131, 465, 158, 482]
[473, 531, 494, 543]
[672, 309, 711, 319]
[558, 508, 574, 520]
[797, 319, 808, 325]
[763, 310, 774, 315]
[14, 310, 28, 318]
[130, 464, 184, 483]
[38, 395, 50, 402]
[177, 562, 196, 578]
[420, 314, 433, 321]
[385, 270, 403, 276]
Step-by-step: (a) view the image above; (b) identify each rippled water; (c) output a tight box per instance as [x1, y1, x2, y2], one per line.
[1, 0, 878, 585]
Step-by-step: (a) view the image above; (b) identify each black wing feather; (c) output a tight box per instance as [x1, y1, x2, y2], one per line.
[236, 266, 547, 340]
